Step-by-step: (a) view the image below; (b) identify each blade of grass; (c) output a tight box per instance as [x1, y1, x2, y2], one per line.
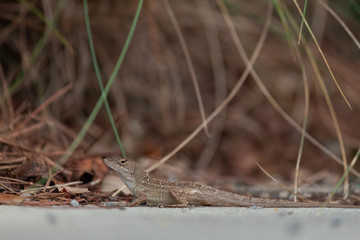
[221, 0, 360, 183]
[294, 62, 310, 202]
[328, 147, 360, 200]
[17, 0, 73, 53]
[297, 0, 308, 44]
[273, 0, 296, 58]
[255, 162, 313, 202]
[318, 0, 360, 50]
[220, 1, 313, 198]
[282, 1, 352, 197]
[293, 0, 352, 109]
[348, 0, 360, 17]
[0, 63, 14, 119]
[162, 0, 210, 137]
[37, 0, 143, 183]
[83, 0, 126, 158]
[195, 0, 227, 170]
[146, 0, 273, 173]
[9, 0, 68, 94]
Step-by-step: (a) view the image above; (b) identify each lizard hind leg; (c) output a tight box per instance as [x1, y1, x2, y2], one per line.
[127, 195, 147, 207]
[161, 189, 189, 208]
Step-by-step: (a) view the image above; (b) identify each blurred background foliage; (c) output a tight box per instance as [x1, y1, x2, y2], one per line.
[0, 0, 359, 181]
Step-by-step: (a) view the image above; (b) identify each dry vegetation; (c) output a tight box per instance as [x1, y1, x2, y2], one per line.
[0, 0, 360, 206]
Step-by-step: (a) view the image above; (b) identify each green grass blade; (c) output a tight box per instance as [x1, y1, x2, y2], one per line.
[297, 0, 307, 44]
[83, 0, 127, 158]
[42, 0, 143, 180]
[329, 148, 360, 199]
[273, 0, 296, 57]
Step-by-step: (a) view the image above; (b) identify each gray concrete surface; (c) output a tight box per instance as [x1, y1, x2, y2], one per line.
[1, 206, 360, 240]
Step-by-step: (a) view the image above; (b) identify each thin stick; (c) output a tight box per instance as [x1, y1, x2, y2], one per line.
[17, 83, 72, 129]
[43, 169, 63, 192]
[0, 183, 17, 193]
[0, 176, 34, 185]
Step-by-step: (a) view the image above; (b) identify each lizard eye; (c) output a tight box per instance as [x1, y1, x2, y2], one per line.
[120, 159, 127, 164]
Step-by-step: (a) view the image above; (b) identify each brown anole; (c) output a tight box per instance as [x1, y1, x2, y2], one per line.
[104, 156, 358, 208]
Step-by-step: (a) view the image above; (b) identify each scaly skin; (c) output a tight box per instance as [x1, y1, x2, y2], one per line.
[104, 156, 358, 208]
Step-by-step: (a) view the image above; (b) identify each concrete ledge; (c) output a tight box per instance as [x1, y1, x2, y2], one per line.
[1, 206, 360, 240]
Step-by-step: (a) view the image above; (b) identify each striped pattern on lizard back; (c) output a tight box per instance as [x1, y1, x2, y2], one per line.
[104, 156, 359, 208]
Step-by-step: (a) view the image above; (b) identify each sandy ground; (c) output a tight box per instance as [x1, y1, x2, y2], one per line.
[1, 206, 360, 240]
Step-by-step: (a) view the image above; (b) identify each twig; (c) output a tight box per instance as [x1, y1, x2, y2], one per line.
[17, 83, 72, 129]
[0, 183, 17, 193]
[43, 168, 64, 192]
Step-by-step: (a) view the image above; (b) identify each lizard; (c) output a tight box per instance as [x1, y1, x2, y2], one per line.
[104, 156, 359, 208]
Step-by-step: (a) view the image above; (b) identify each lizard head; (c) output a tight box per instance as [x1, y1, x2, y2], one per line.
[104, 156, 140, 190]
